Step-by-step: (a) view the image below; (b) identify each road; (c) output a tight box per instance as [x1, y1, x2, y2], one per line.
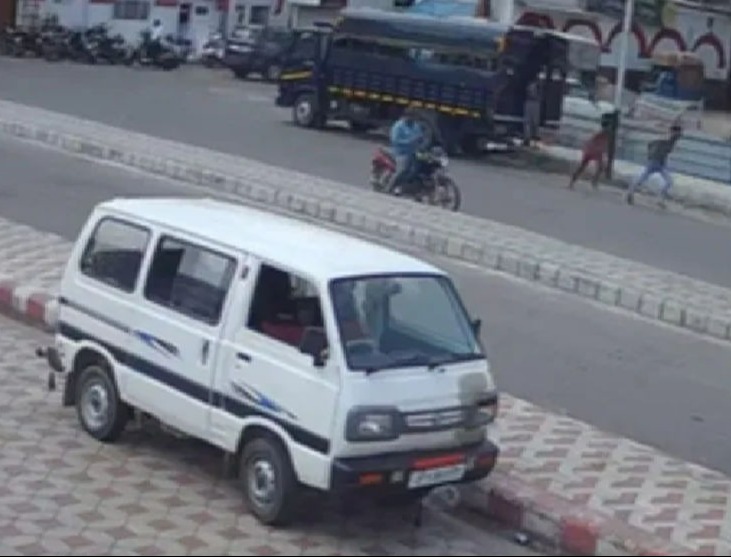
[0, 315, 549, 556]
[2, 135, 731, 479]
[1, 59, 731, 289]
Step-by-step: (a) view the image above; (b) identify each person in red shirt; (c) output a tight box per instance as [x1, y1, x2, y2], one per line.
[568, 120, 610, 190]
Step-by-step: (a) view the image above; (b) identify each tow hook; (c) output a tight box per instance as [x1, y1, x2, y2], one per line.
[36, 346, 64, 391]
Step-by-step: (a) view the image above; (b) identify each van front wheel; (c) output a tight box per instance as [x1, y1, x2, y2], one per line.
[75, 364, 128, 443]
[240, 437, 298, 525]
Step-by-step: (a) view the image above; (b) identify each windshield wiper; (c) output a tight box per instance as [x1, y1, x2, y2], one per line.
[426, 352, 485, 370]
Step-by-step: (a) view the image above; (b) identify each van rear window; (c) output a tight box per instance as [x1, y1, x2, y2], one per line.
[79, 217, 150, 293]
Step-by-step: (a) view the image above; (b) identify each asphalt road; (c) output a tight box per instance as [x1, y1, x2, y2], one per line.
[2, 134, 731, 479]
[1, 59, 731, 290]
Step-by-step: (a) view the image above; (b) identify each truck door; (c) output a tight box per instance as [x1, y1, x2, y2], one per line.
[280, 29, 321, 78]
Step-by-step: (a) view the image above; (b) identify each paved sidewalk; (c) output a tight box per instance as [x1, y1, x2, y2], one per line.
[1, 215, 730, 556]
[0, 315, 543, 557]
[521, 143, 731, 218]
[1, 100, 731, 347]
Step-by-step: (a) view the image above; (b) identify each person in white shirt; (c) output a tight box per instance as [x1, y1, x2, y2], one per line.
[147, 19, 164, 60]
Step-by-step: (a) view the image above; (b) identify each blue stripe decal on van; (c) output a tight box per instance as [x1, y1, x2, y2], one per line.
[57, 321, 329, 455]
[133, 330, 180, 358]
[230, 381, 298, 421]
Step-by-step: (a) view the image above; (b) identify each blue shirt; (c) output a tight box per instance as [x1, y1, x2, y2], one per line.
[390, 118, 423, 157]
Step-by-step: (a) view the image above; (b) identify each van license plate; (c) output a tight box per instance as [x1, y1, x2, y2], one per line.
[408, 464, 465, 489]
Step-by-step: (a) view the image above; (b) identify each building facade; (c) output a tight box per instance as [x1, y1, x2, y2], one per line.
[512, 0, 731, 109]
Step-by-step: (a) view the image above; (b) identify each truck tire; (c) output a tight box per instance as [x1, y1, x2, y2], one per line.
[293, 93, 324, 129]
[240, 436, 299, 526]
[75, 363, 128, 443]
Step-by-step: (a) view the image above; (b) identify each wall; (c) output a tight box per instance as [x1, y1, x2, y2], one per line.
[1, 0, 17, 27]
[515, 1, 731, 109]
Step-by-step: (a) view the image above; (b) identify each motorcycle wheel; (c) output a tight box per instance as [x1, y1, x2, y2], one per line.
[434, 176, 461, 211]
[370, 167, 391, 193]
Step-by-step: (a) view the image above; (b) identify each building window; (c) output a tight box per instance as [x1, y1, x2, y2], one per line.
[113, 0, 150, 21]
[249, 5, 269, 25]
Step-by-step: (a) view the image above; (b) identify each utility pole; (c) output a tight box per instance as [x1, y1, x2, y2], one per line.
[607, 0, 635, 178]
[614, 0, 635, 109]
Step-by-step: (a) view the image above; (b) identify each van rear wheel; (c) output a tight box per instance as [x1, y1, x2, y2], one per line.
[240, 436, 298, 525]
[75, 364, 128, 443]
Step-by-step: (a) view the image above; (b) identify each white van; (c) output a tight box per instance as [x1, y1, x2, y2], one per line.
[42, 197, 500, 525]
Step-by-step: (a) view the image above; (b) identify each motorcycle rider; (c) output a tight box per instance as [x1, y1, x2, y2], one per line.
[388, 107, 426, 195]
[146, 19, 164, 61]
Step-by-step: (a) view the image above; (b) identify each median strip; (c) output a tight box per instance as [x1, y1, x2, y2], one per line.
[1, 98, 730, 347]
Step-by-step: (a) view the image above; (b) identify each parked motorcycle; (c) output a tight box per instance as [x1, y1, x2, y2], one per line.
[200, 31, 225, 68]
[370, 145, 461, 211]
[124, 30, 183, 70]
[1, 26, 43, 57]
[42, 26, 101, 63]
[88, 24, 127, 64]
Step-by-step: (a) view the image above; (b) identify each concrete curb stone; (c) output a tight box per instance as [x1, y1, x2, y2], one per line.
[2, 100, 731, 348]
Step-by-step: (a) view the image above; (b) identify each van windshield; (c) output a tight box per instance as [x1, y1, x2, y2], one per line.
[329, 274, 484, 373]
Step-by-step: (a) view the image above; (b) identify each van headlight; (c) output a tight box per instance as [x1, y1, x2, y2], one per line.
[346, 407, 400, 442]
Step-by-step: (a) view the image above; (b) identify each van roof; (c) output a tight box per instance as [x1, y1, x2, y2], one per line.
[101, 197, 444, 281]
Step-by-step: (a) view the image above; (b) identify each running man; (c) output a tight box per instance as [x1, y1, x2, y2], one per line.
[626, 123, 682, 207]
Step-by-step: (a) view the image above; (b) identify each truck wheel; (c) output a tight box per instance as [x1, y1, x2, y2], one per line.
[75, 363, 128, 443]
[293, 93, 324, 129]
[240, 436, 298, 526]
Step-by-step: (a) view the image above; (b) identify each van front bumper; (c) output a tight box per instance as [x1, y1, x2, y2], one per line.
[330, 439, 499, 493]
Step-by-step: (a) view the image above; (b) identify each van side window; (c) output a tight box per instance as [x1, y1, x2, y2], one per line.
[79, 217, 150, 293]
[247, 264, 326, 349]
[144, 236, 236, 325]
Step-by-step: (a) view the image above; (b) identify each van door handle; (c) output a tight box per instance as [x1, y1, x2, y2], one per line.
[201, 340, 210, 364]
[237, 352, 251, 363]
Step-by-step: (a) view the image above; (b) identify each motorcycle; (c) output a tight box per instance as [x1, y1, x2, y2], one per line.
[370, 145, 462, 211]
[124, 30, 183, 70]
[200, 31, 225, 68]
[1, 26, 43, 57]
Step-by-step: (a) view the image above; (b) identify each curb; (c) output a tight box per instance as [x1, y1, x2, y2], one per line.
[459, 471, 693, 556]
[1, 106, 731, 348]
[0, 280, 700, 557]
[0, 278, 57, 331]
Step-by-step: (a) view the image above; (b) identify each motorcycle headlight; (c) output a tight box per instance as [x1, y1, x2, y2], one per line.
[346, 407, 400, 442]
[439, 155, 449, 168]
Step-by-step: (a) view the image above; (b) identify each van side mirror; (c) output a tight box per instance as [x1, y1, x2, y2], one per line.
[299, 327, 328, 368]
[471, 318, 482, 337]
